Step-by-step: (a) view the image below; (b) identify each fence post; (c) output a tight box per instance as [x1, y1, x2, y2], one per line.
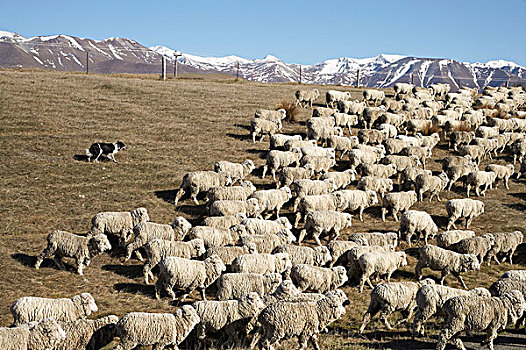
[236, 62, 240, 81]
[162, 56, 166, 80]
[356, 69, 360, 88]
[85, 52, 89, 74]
[299, 66, 302, 85]
[410, 73, 414, 85]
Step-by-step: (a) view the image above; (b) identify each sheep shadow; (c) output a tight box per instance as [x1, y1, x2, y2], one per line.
[513, 244, 526, 265]
[102, 264, 143, 279]
[509, 192, 526, 201]
[431, 215, 449, 230]
[155, 189, 176, 205]
[11, 253, 37, 267]
[504, 203, 526, 212]
[226, 133, 248, 141]
[353, 338, 435, 349]
[113, 283, 155, 297]
[246, 148, 267, 159]
[175, 203, 207, 217]
[404, 247, 421, 259]
[233, 123, 251, 131]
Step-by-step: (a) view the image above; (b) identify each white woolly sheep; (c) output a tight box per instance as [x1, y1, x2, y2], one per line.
[204, 243, 257, 269]
[363, 90, 386, 107]
[348, 148, 383, 169]
[237, 217, 292, 235]
[239, 229, 297, 253]
[273, 244, 332, 267]
[345, 245, 396, 282]
[90, 207, 149, 245]
[445, 163, 479, 191]
[382, 99, 405, 113]
[358, 129, 388, 145]
[142, 238, 206, 284]
[489, 276, 526, 298]
[400, 146, 431, 168]
[501, 270, 526, 281]
[338, 99, 366, 115]
[300, 154, 336, 178]
[326, 240, 363, 268]
[155, 255, 226, 301]
[399, 210, 438, 245]
[420, 133, 441, 150]
[327, 135, 359, 160]
[250, 186, 292, 219]
[56, 315, 119, 350]
[295, 89, 320, 108]
[320, 170, 356, 190]
[0, 319, 66, 350]
[359, 163, 398, 179]
[349, 232, 398, 247]
[458, 144, 485, 165]
[485, 231, 524, 265]
[400, 166, 432, 190]
[294, 193, 344, 227]
[298, 145, 336, 158]
[299, 210, 352, 246]
[357, 176, 393, 199]
[485, 164, 514, 189]
[307, 125, 343, 146]
[114, 306, 200, 350]
[214, 160, 255, 184]
[207, 181, 256, 203]
[251, 289, 349, 350]
[270, 134, 302, 150]
[436, 291, 526, 350]
[202, 213, 246, 230]
[231, 253, 292, 275]
[255, 108, 287, 121]
[174, 171, 231, 205]
[35, 230, 111, 275]
[436, 230, 475, 248]
[208, 198, 261, 218]
[11, 293, 98, 326]
[284, 138, 317, 151]
[378, 112, 406, 128]
[291, 179, 336, 211]
[360, 279, 435, 334]
[276, 165, 314, 188]
[337, 189, 379, 221]
[449, 234, 495, 264]
[512, 138, 526, 163]
[215, 273, 282, 301]
[384, 138, 410, 155]
[378, 123, 398, 138]
[381, 191, 417, 222]
[358, 251, 408, 292]
[405, 120, 432, 136]
[250, 118, 282, 143]
[186, 226, 237, 249]
[412, 285, 491, 337]
[262, 149, 302, 180]
[291, 264, 348, 293]
[428, 83, 451, 99]
[382, 155, 422, 175]
[415, 172, 448, 202]
[312, 106, 337, 118]
[332, 112, 359, 132]
[326, 90, 352, 108]
[466, 170, 496, 197]
[362, 105, 387, 128]
[415, 245, 480, 289]
[394, 83, 414, 96]
[446, 198, 484, 230]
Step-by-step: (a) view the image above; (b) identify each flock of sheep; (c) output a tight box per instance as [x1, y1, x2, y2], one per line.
[2, 82, 526, 350]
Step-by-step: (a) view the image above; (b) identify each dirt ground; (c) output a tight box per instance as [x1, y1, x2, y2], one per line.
[0, 68, 525, 349]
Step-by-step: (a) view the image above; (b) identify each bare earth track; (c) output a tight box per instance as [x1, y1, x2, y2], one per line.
[0, 69, 525, 349]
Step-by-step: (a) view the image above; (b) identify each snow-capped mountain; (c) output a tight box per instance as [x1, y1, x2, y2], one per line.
[1, 30, 524, 91]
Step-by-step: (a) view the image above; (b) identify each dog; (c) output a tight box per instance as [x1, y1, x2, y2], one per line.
[85, 141, 126, 162]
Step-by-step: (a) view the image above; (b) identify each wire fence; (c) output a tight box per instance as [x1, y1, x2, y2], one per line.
[2, 41, 525, 89]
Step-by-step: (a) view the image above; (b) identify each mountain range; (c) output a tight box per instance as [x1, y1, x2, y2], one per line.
[1, 30, 525, 91]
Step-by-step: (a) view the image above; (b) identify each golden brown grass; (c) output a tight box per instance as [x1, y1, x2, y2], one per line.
[0, 70, 525, 349]
[276, 99, 300, 123]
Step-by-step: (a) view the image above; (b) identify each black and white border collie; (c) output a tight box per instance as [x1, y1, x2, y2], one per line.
[85, 141, 126, 162]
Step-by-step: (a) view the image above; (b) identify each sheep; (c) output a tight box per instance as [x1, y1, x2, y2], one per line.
[295, 89, 320, 108]
[382, 155, 422, 174]
[250, 118, 282, 143]
[320, 169, 357, 190]
[415, 245, 480, 289]
[436, 291, 526, 350]
[485, 231, 524, 265]
[359, 163, 397, 180]
[231, 253, 292, 275]
[465, 170, 497, 197]
[420, 133, 441, 150]
[238, 229, 297, 254]
[273, 244, 332, 267]
[381, 191, 417, 222]
[485, 164, 514, 189]
[412, 285, 491, 337]
[445, 163, 478, 191]
[291, 179, 335, 210]
[276, 166, 314, 189]
[382, 98, 405, 112]
[55, 315, 119, 350]
[214, 159, 255, 183]
[216, 273, 282, 301]
[473, 137, 499, 159]
[174, 171, 231, 205]
[358, 129, 388, 145]
[0, 319, 66, 350]
[501, 270, 526, 281]
[307, 125, 343, 145]
[300, 154, 336, 178]
[260, 279, 305, 305]
[202, 213, 246, 230]
[90, 207, 149, 245]
[446, 198, 484, 230]
[399, 210, 438, 245]
[262, 149, 302, 180]
[405, 120, 432, 136]
[349, 232, 398, 247]
[327, 135, 359, 160]
[384, 138, 411, 155]
[400, 146, 431, 168]
[449, 234, 495, 264]
[208, 198, 261, 218]
[299, 210, 353, 246]
[458, 144, 485, 165]
[291, 265, 348, 293]
[436, 230, 475, 248]
[207, 181, 257, 208]
[34, 230, 111, 275]
[357, 176, 393, 199]
[358, 251, 408, 292]
[312, 106, 337, 118]
[255, 108, 287, 121]
[400, 166, 432, 190]
[294, 193, 344, 227]
[114, 306, 200, 350]
[348, 148, 383, 169]
[326, 240, 363, 268]
[359, 279, 435, 334]
[284, 139, 317, 151]
[378, 112, 406, 128]
[512, 138, 526, 163]
[476, 125, 500, 139]
[345, 245, 396, 281]
[306, 116, 335, 130]
[394, 83, 414, 96]
[185, 226, 236, 249]
[489, 277, 526, 298]
[337, 189, 379, 221]
[205, 244, 257, 269]
[332, 112, 359, 132]
[428, 83, 451, 99]
[363, 90, 386, 107]
[298, 145, 336, 158]
[415, 172, 449, 202]
[326, 90, 352, 108]
[362, 105, 387, 128]
[251, 289, 349, 350]
[270, 134, 302, 151]
[250, 186, 292, 219]
[142, 238, 206, 284]
[378, 123, 398, 138]
[237, 217, 292, 235]
[193, 293, 266, 348]
[155, 255, 226, 301]
[338, 99, 366, 115]
[11, 293, 98, 326]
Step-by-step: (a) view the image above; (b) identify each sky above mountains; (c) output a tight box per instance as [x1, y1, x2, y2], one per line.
[1, 0, 525, 66]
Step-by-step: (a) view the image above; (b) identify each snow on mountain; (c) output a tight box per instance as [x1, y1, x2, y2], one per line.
[0, 30, 25, 42]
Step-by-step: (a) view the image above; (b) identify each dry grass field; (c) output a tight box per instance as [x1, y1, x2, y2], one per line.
[1, 68, 525, 349]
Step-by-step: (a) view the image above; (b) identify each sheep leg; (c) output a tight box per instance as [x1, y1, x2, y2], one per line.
[465, 216, 472, 229]
[393, 209, 399, 222]
[452, 272, 467, 289]
[480, 328, 498, 350]
[199, 288, 207, 300]
[173, 187, 185, 206]
[35, 246, 54, 269]
[297, 229, 307, 245]
[381, 207, 387, 222]
[134, 250, 144, 261]
[466, 184, 471, 197]
[114, 340, 138, 350]
[437, 321, 465, 350]
[271, 169, 277, 181]
[54, 254, 66, 270]
[294, 212, 302, 228]
[359, 207, 364, 221]
[297, 335, 309, 350]
[439, 269, 450, 285]
[446, 216, 458, 231]
[164, 283, 177, 300]
[379, 308, 394, 330]
[190, 185, 200, 205]
[309, 334, 320, 350]
[274, 205, 282, 219]
[313, 231, 323, 247]
[76, 258, 85, 275]
[293, 198, 300, 212]
[143, 264, 152, 284]
[415, 261, 426, 281]
[504, 177, 509, 190]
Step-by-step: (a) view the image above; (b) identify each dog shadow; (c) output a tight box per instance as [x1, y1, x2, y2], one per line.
[73, 155, 112, 162]
[155, 189, 176, 205]
[102, 264, 143, 279]
[12, 253, 38, 267]
[114, 283, 155, 297]
[226, 133, 248, 141]
[233, 123, 251, 131]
